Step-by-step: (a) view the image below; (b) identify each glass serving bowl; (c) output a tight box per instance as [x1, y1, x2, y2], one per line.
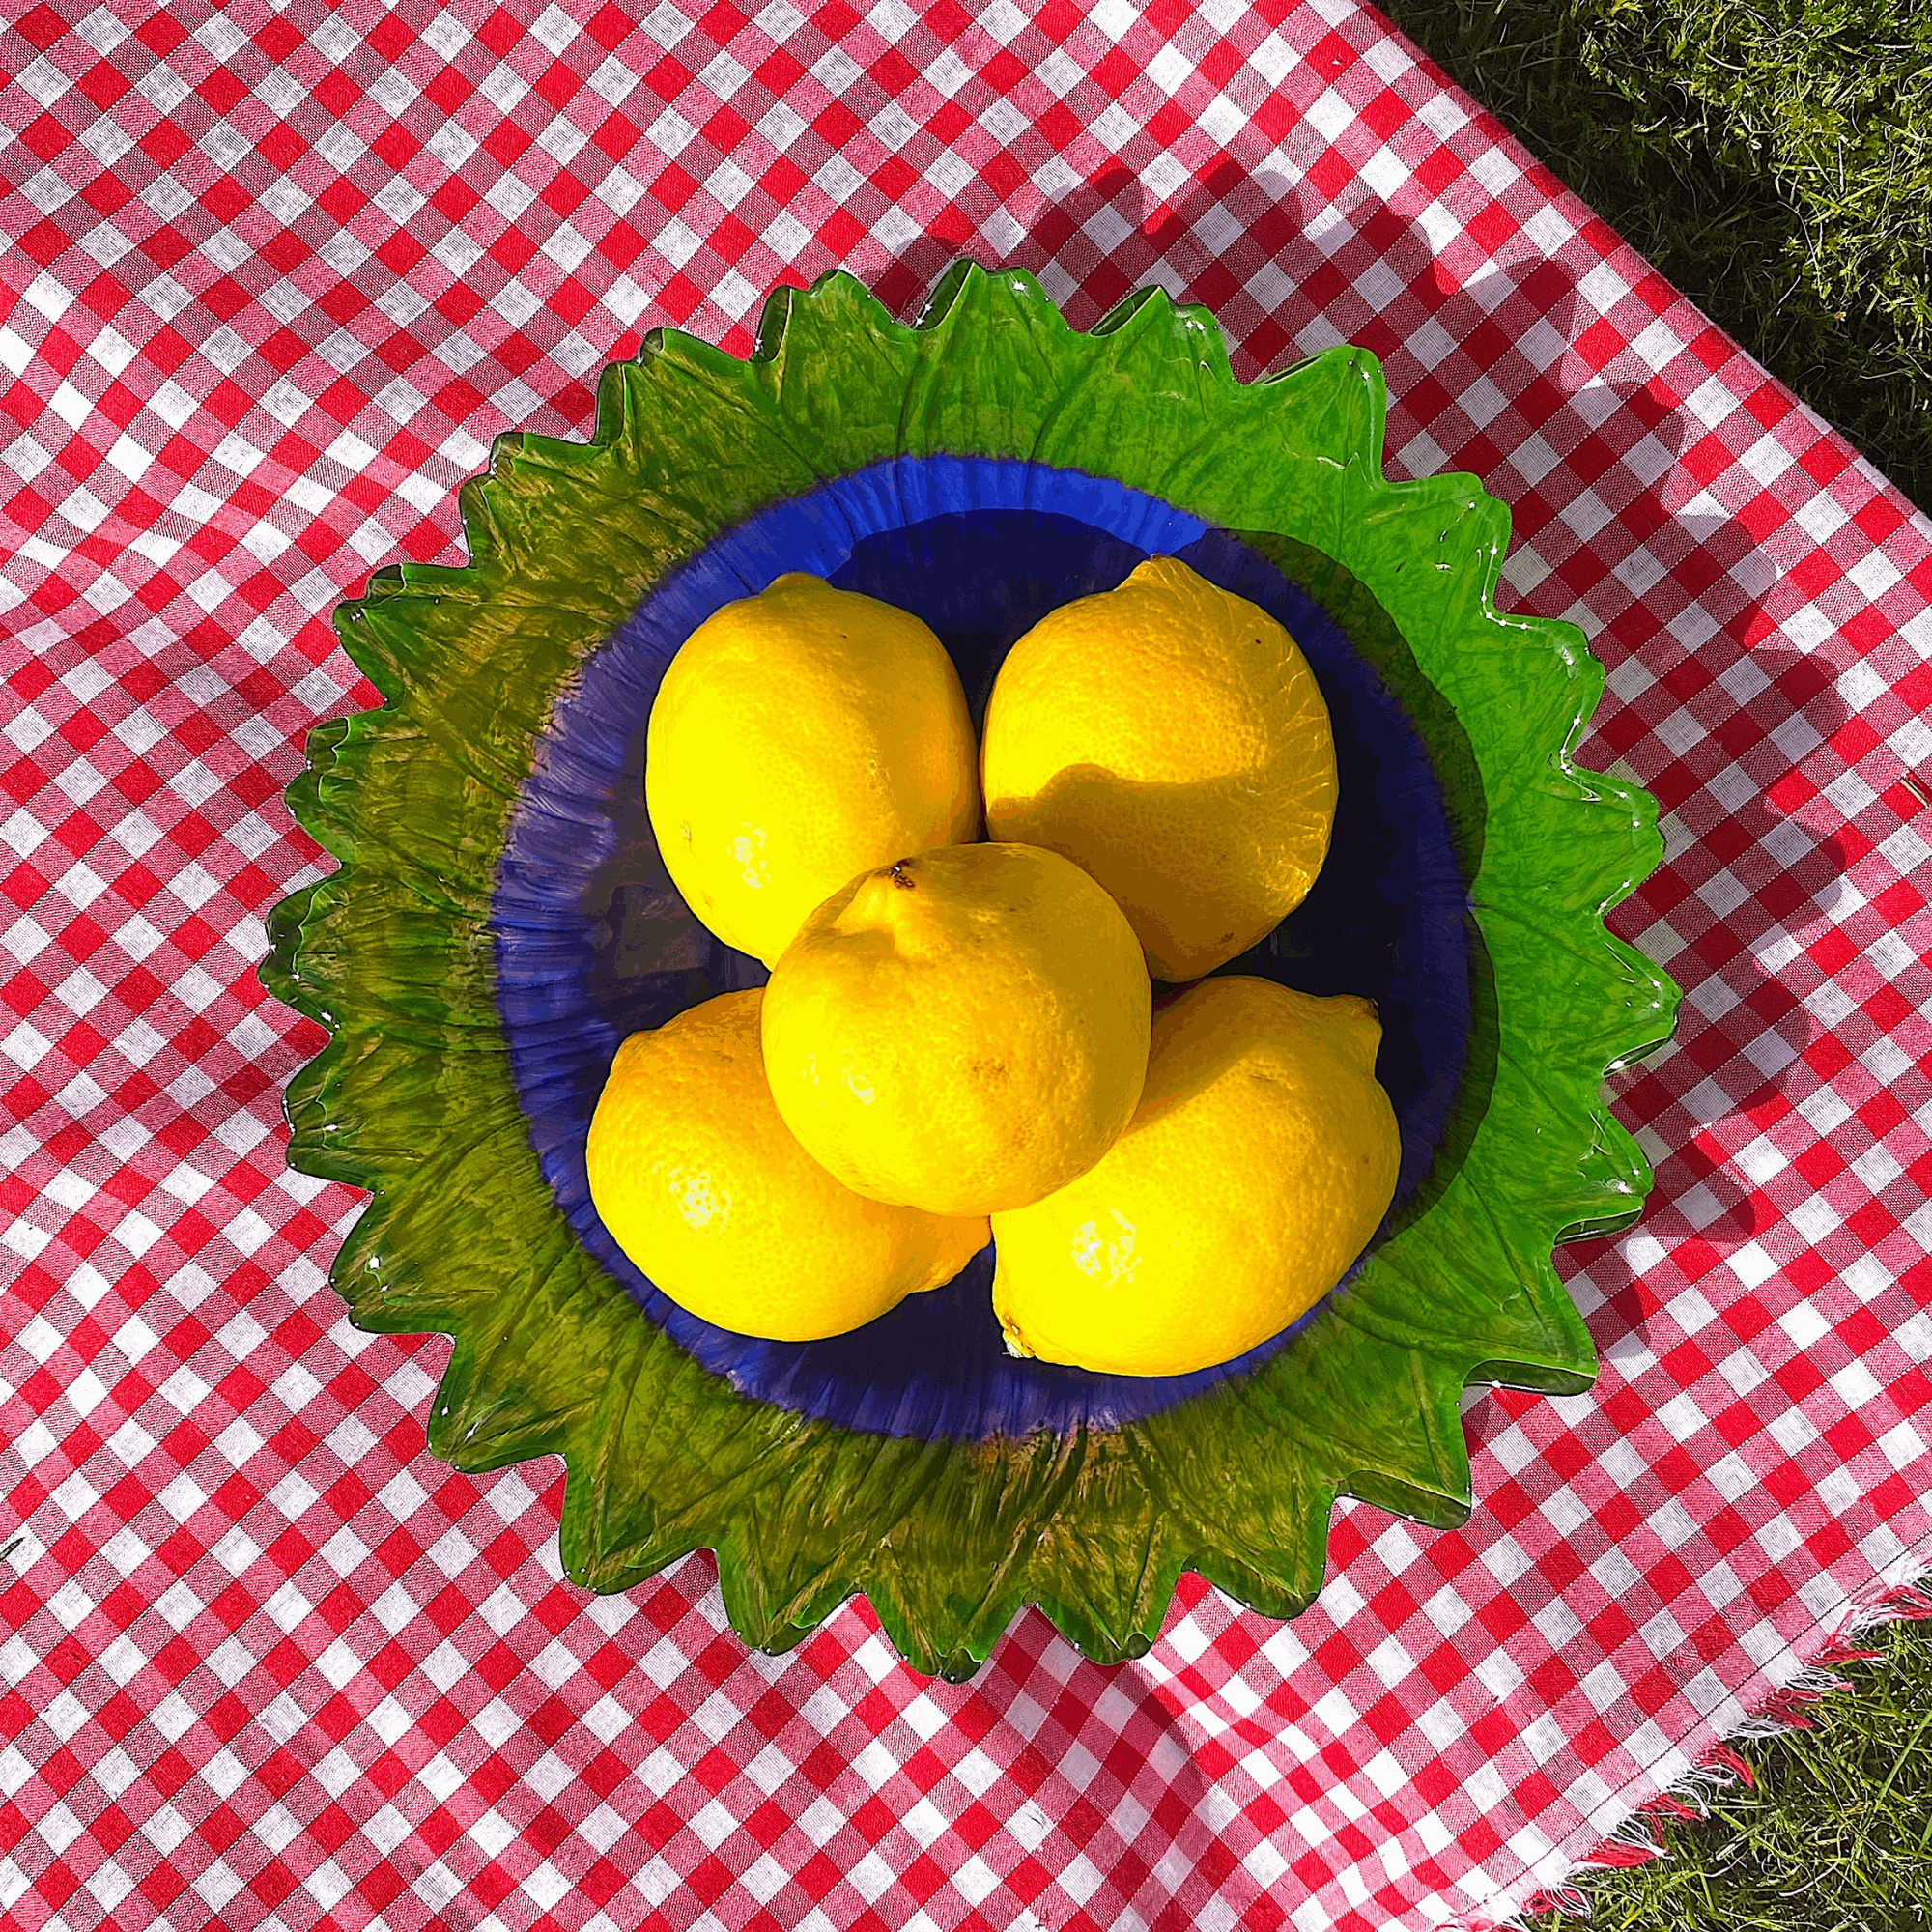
[263, 266, 1678, 1680]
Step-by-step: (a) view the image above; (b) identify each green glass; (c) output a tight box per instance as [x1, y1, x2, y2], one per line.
[263, 265, 1678, 1679]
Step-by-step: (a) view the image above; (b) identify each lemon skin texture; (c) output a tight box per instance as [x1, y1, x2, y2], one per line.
[760, 842, 1152, 1218]
[989, 975, 1399, 1377]
[980, 556, 1338, 983]
[585, 990, 989, 1342]
[645, 573, 980, 969]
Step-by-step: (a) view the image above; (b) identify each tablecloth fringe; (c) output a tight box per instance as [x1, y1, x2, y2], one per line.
[1446, 1571, 1932, 1929]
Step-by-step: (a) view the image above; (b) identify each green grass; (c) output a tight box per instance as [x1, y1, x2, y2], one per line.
[1367, 1, 1932, 1918]
[1378, 0, 1932, 511]
[1524, 1609, 1932, 1929]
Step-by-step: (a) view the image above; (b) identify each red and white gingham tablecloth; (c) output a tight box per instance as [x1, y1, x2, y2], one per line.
[4, 3, 1931, 1927]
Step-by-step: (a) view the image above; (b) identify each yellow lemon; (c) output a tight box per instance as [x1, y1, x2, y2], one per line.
[645, 573, 980, 968]
[586, 990, 988, 1341]
[980, 556, 1338, 982]
[990, 975, 1399, 1376]
[760, 842, 1151, 1217]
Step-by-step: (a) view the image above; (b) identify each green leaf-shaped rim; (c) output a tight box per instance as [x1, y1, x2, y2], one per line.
[263, 266, 1678, 1679]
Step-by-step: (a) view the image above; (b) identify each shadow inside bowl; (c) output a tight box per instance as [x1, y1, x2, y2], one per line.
[492, 456, 1484, 1439]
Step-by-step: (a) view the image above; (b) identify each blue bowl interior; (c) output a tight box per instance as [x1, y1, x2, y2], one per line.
[492, 455, 1471, 1439]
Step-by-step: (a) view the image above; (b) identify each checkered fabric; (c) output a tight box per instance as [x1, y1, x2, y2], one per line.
[4, 1, 1929, 1927]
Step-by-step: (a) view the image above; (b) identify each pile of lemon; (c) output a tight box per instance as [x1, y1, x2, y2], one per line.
[585, 561, 1400, 1378]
